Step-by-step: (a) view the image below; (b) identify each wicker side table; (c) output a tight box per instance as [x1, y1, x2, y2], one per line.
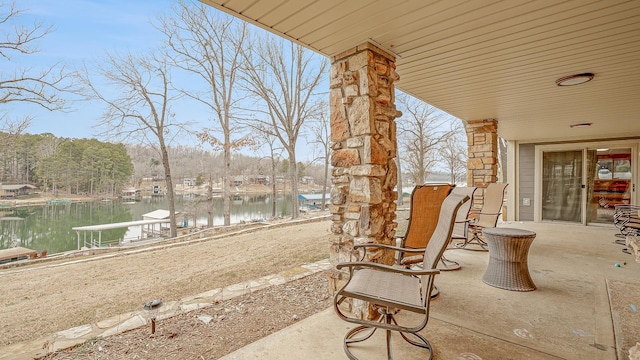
[482, 227, 537, 291]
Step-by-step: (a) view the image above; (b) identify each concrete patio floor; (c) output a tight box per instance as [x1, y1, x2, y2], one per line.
[221, 221, 640, 360]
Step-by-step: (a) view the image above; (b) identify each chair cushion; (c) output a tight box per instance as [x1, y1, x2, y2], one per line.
[342, 269, 425, 313]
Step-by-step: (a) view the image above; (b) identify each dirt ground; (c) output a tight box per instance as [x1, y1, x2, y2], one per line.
[42, 271, 331, 360]
[0, 217, 331, 353]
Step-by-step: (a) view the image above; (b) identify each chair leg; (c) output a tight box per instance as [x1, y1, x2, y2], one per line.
[344, 309, 433, 360]
[390, 316, 432, 355]
[438, 255, 461, 271]
[344, 325, 380, 360]
[455, 229, 488, 251]
[343, 309, 433, 360]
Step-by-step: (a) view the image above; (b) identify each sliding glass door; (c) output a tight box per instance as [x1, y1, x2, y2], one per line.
[542, 150, 583, 222]
[539, 145, 634, 225]
[589, 148, 632, 224]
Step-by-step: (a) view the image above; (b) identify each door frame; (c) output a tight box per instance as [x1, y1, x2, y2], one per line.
[534, 140, 638, 224]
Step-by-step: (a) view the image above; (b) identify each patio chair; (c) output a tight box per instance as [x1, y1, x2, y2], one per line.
[613, 204, 640, 237]
[396, 184, 454, 268]
[612, 204, 640, 253]
[456, 183, 508, 251]
[439, 186, 477, 270]
[333, 192, 469, 360]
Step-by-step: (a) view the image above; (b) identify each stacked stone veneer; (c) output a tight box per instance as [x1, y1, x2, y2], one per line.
[466, 119, 499, 208]
[327, 43, 401, 318]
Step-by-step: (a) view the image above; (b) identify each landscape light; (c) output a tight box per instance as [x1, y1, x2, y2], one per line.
[143, 299, 163, 334]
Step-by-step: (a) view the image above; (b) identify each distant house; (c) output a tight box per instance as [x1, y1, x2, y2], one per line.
[0, 184, 37, 199]
[232, 176, 244, 186]
[300, 176, 315, 185]
[248, 175, 269, 185]
[121, 188, 141, 201]
[183, 178, 196, 186]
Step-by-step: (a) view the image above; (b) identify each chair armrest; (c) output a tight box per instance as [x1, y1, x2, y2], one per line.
[468, 211, 501, 225]
[354, 243, 425, 262]
[355, 243, 424, 253]
[336, 261, 440, 276]
[477, 211, 501, 216]
[353, 243, 424, 262]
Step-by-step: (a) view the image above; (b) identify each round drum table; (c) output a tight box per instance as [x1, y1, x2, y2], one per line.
[482, 227, 537, 291]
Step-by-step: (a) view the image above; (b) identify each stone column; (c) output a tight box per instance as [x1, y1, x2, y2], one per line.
[466, 119, 499, 208]
[327, 42, 401, 318]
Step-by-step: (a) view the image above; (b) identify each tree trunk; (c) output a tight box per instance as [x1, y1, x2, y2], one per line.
[289, 150, 299, 218]
[207, 175, 214, 227]
[396, 157, 404, 206]
[160, 143, 177, 238]
[271, 159, 277, 217]
[223, 142, 231, 226]
[321, 154, 329, 210]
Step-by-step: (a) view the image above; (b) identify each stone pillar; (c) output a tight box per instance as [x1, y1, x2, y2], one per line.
[466, 119, 499, 208]
[327, 42, 401, 318]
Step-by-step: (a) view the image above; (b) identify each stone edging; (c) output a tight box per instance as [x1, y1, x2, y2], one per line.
[0, 259, 331, 360]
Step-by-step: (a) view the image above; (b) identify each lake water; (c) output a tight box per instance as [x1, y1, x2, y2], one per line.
[0, 194, 294, 255]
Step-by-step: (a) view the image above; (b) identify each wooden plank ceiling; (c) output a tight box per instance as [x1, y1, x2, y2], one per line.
[200, 0, 640, 142]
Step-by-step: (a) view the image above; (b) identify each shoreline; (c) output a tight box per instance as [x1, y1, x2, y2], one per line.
[0, 211, 331, 271]
[1, 183, 327, 209]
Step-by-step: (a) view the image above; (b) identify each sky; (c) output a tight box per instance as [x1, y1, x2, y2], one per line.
[9, 0, 176, 139]
[5, 0, 336, 162]
[5, 0, 460, 165]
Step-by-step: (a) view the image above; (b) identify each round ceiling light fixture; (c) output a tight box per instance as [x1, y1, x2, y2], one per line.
[555, 72, 594, 86]
[569, 122, 593, 128]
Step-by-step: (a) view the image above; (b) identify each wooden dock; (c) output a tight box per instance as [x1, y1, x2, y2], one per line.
[0, 247, 38, 263]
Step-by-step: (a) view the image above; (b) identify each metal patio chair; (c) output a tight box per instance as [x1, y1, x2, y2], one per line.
[333, 192, 469, 360]
[395, 184, 454, 268]
[456, 183, 508, 251]
[440, 186, 477, 270]
[613, 204, 640, 254]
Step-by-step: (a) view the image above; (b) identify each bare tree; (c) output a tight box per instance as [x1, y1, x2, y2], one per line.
[254, 126, 282, 217]
[396, 94, 457, 185]
[307, 102, 330, 210]
[438, 121, 467, 184]
[242, 37, 328, 219]
[1, 1, 74, 148]
[157, 1, 252, 226]
[396, 157, 405, 206]
[79, 51, 188, 238]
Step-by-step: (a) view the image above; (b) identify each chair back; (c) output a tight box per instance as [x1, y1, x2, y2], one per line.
[450, 187, 477, 238]
[421, 192, 469, 303]
[403, 184, 454, 250]
[475, 183, 508, 228]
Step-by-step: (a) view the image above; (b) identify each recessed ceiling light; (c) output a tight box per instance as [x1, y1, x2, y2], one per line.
[556, 73, 594, 86]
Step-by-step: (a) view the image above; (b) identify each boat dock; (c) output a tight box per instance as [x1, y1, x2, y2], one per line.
[0, 247, 38, 263]
[72, 219, 171, 249]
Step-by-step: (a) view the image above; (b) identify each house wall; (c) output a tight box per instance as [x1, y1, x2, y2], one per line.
[516, 139, 640, 222]
[518, 143, 535, 221]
